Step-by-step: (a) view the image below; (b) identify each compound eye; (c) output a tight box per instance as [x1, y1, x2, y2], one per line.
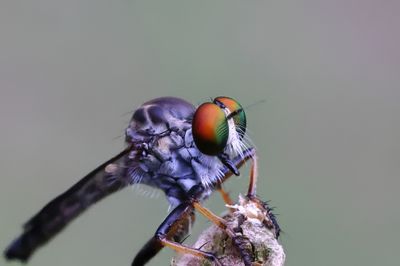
[214, 96, 246, 139]
[192, 103, 229, 155]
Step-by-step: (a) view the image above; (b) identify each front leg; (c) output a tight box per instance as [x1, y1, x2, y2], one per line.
[131, 201, 220, 266]
[131, 148, 256, 266]
[192, 201, 254, 266]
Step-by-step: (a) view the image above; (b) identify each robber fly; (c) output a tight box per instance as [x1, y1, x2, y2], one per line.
[4, 96, 274, 266]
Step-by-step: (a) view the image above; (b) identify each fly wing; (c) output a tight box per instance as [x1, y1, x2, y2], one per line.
[4, 148, 132, 262]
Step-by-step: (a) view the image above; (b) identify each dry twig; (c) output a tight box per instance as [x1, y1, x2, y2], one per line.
[171, 195, 285, 266]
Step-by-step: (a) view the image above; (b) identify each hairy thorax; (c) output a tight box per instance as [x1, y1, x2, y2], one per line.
[124, 97, 225, 206]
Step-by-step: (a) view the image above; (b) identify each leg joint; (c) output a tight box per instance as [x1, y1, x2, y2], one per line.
[154, 232, 166, 241]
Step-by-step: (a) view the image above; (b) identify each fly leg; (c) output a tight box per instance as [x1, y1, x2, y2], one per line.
[219, 147, 259, 197]
[217, 147, 257, 205]
[247, 153, 258, 198]
[132, 148, 257, 266]
[198, 148, 260, 266]
[193, 201, 254, 266]
[131, 186, 221, 266]
[216, 185, 235, 214]
[217, 185, 234, 206]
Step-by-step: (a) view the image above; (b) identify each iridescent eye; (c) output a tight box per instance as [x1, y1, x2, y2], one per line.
[214, 96, 246, 139]
[192, 103, 229, 155]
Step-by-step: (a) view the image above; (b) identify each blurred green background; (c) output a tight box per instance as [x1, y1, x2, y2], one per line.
[1, 1, 399, 265]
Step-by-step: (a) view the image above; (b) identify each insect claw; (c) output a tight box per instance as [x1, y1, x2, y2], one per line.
[217, 254, 228, 261]
[209, 253, 223, 266]
[196, 240, 210, 251]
